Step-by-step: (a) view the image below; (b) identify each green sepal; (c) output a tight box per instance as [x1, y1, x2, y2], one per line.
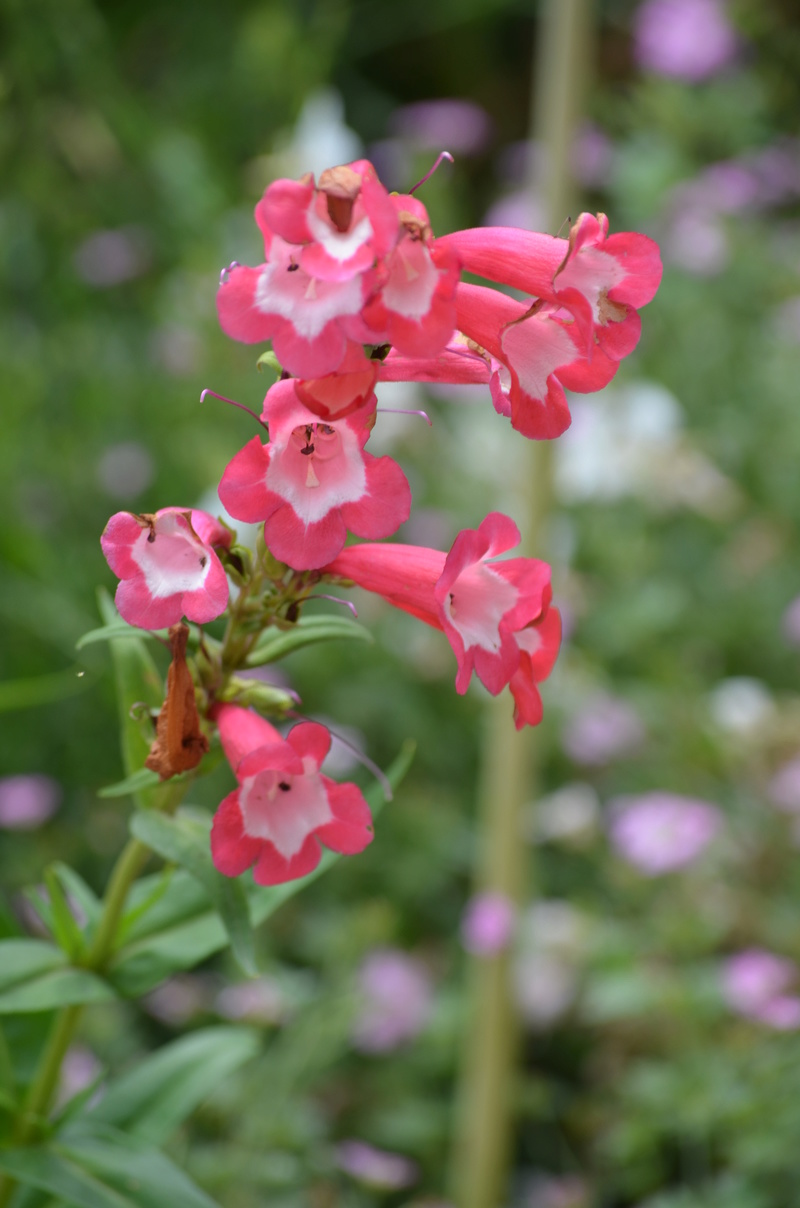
[215, 676, 295, 715]
[256, 349, 281, 375]
[245, 613, 372, 666]
[129, 809, 256, 975]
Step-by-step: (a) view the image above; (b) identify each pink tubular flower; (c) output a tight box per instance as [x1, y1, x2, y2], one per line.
[455, 283, 618, 439]
[440, 213, 662, 364]
[324, 512, 560, 726]
[100, 507, 230, 629]
[211, 704, 373, 886]
[216, 161, 459, 378]
[218, 378, 410, 570]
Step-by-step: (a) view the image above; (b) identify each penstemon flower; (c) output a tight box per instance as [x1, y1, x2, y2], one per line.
[218, 378, 411, 570]
[323, 512, 561, 726]
[210, 704, 374, 885]
[95, 154, 661, 884]
[100, 507, 230, 629]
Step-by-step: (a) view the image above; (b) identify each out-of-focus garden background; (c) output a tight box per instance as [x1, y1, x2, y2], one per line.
[3, 0, 800, 1204]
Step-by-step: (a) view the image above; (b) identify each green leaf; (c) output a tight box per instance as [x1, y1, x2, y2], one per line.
[97, 589, 163, 812]
[0, 940, 64, 992]
[51, 865, 101, 930]
[97, 768, 160, 800]
[76, 621, 160, 650]
[0, 1127, 219, 1208]
[85, 1027, 259, 1145]
[244, 613, 373, 666]
[0, 969, 115, 1014]
[43, 867, 86, 960]
[129, 810, 255, 976]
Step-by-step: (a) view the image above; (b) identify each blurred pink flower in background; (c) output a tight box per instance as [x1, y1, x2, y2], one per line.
[461, 891, 516, 955]
[391, 99, 493, 156]
[352, 948, 433, 1052]
[56, 1045, 103, 1109]
[0, 775, 61, 829]
[633, 0, 740, 82]
[335, 1140, 419, 1190]
[525, 1173, 591, 1208]
[571, 123, 614, 189]
[767, 757, 800, 813]
[215, 978, 287, 1025]
[664, 208, 729, 276]
[143, 974, 212, 1025]
[609, 793, 722, 875]
[72, 225, 151, 286]
[96, 441, 155, 500]
[722, 949, 800, 1029]
[562, 694, 645, 766]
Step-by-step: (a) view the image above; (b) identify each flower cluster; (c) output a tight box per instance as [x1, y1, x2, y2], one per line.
[99, 155, 661, 884]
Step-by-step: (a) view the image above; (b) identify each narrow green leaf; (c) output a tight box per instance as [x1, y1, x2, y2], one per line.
[245, 613, 373, 666]
[44, 868, 86, 960]
[97, 768, 160, 800]
[0, 1128, 219, 1208]
[85, 1027, 259, 1145]
[52, 865, 101, 930]
[0, 940, 64, 992]
[97, 589, 163, 812]
[0, 968, 115, 1014]
[129, 810, 255, 975]
[76, 622, 160, 650]
[61, 1129, 220, 1208]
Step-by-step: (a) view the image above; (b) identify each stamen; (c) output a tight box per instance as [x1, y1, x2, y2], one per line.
[306, 593, 359, 619]
[199, 389, 268, 430]
[288, 713, 393, 802]
[408, 150, 454, 195]
[377, 407, 433, 426]
[219, 260, 241, 286]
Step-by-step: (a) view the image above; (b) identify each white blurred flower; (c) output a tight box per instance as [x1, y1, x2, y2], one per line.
[528, 783, 600, 845]
[708, 677, 775, 734]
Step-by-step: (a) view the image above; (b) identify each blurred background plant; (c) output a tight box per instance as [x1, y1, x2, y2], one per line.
[2, 0, 800, 1204]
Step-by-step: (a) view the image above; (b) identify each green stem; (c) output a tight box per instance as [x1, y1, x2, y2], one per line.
[84, 837, 151, 969]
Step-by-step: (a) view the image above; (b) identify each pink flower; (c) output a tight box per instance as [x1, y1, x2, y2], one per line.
[216, 160, 459, 378]
[324, 512, 560, 727]
[768, 757, 800, 812]
[722, 949, 800, 1029]
[0, 774, 61, 829]
[608, 792, 722, 875]
[352, 948, 433, 1052]
[634, 0, 740, 82]
[562, 694, 645, 765]
[100, 507, 230, 629]
[335, 1140, 419, 1190]
[210, 704, 373, 886]
[218, 378, 410, 570]
[440, 212, 662, 368]
[454, 284, 619, 439]
[461, 891, 516, 955]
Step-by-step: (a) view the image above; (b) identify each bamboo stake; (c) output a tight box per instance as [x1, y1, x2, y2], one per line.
[449, 4, 592, 1205]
